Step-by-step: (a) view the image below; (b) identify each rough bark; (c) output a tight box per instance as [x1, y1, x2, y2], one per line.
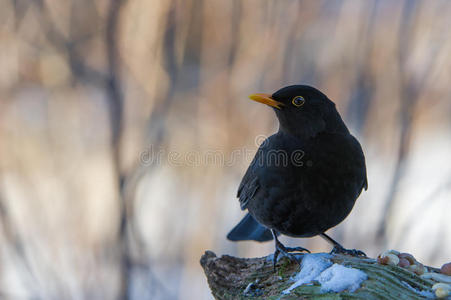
[200, 251, 439, 300]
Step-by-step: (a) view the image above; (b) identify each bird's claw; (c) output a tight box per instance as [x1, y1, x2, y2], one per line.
[273, 250, 300, 272]
[331, 245, 366, 257]
[273, 241, 310, 271]
[284, 246, 311, 253]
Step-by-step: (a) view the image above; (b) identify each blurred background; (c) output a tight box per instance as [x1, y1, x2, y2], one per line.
[1, 0, 451, 299]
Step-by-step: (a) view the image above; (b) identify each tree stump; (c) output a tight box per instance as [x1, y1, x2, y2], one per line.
[200, 250, 444, 299]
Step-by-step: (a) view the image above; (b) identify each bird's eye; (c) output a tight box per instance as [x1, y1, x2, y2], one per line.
[292, 96, 305, 107]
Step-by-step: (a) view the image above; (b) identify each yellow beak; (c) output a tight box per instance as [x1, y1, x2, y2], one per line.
[249, 93, 284, 109]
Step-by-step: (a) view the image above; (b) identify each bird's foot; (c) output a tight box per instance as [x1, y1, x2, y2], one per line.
[273, 239, 310, 271]
[320, 233, 366, 257]
[331, 245, 366, 257]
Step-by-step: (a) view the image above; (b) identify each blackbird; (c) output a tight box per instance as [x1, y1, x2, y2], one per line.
[227, 85, 368, 267]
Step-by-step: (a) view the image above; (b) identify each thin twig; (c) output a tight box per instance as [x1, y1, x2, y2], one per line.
[105, 0, 130, 299]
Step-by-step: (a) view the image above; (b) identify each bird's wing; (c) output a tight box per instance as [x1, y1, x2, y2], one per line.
[237, 151, 262, 210]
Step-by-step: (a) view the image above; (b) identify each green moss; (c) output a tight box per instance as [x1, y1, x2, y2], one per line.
[277, 257, 295, 278]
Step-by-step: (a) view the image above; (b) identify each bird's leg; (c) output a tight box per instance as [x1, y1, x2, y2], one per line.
[320, 233, 366, 257]
[271, 230, 310, 270]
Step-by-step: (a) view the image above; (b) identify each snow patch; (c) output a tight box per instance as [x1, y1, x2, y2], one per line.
[283, 253, 367, 295]
[316, 263, 367, 293]
[282, 253, 332, 294]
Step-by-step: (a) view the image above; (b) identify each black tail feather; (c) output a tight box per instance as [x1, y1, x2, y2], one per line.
[227, 213, 277, 242]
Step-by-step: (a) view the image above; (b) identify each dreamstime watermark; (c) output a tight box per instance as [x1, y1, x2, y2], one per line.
[139, 135, 311, 168]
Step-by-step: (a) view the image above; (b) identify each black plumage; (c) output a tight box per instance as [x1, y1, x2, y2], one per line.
[227, 85, 368, 266]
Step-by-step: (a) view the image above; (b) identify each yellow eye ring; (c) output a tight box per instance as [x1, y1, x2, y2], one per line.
[292, 96, 305, 107]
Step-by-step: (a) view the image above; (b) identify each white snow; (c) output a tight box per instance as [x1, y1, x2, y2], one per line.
[282, 253, 332, 294]
[282, 253, 367, 295]
[316, 263, 367, 293]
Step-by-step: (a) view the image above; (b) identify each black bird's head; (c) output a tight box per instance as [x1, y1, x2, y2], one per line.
[249, 85, 349, 139]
